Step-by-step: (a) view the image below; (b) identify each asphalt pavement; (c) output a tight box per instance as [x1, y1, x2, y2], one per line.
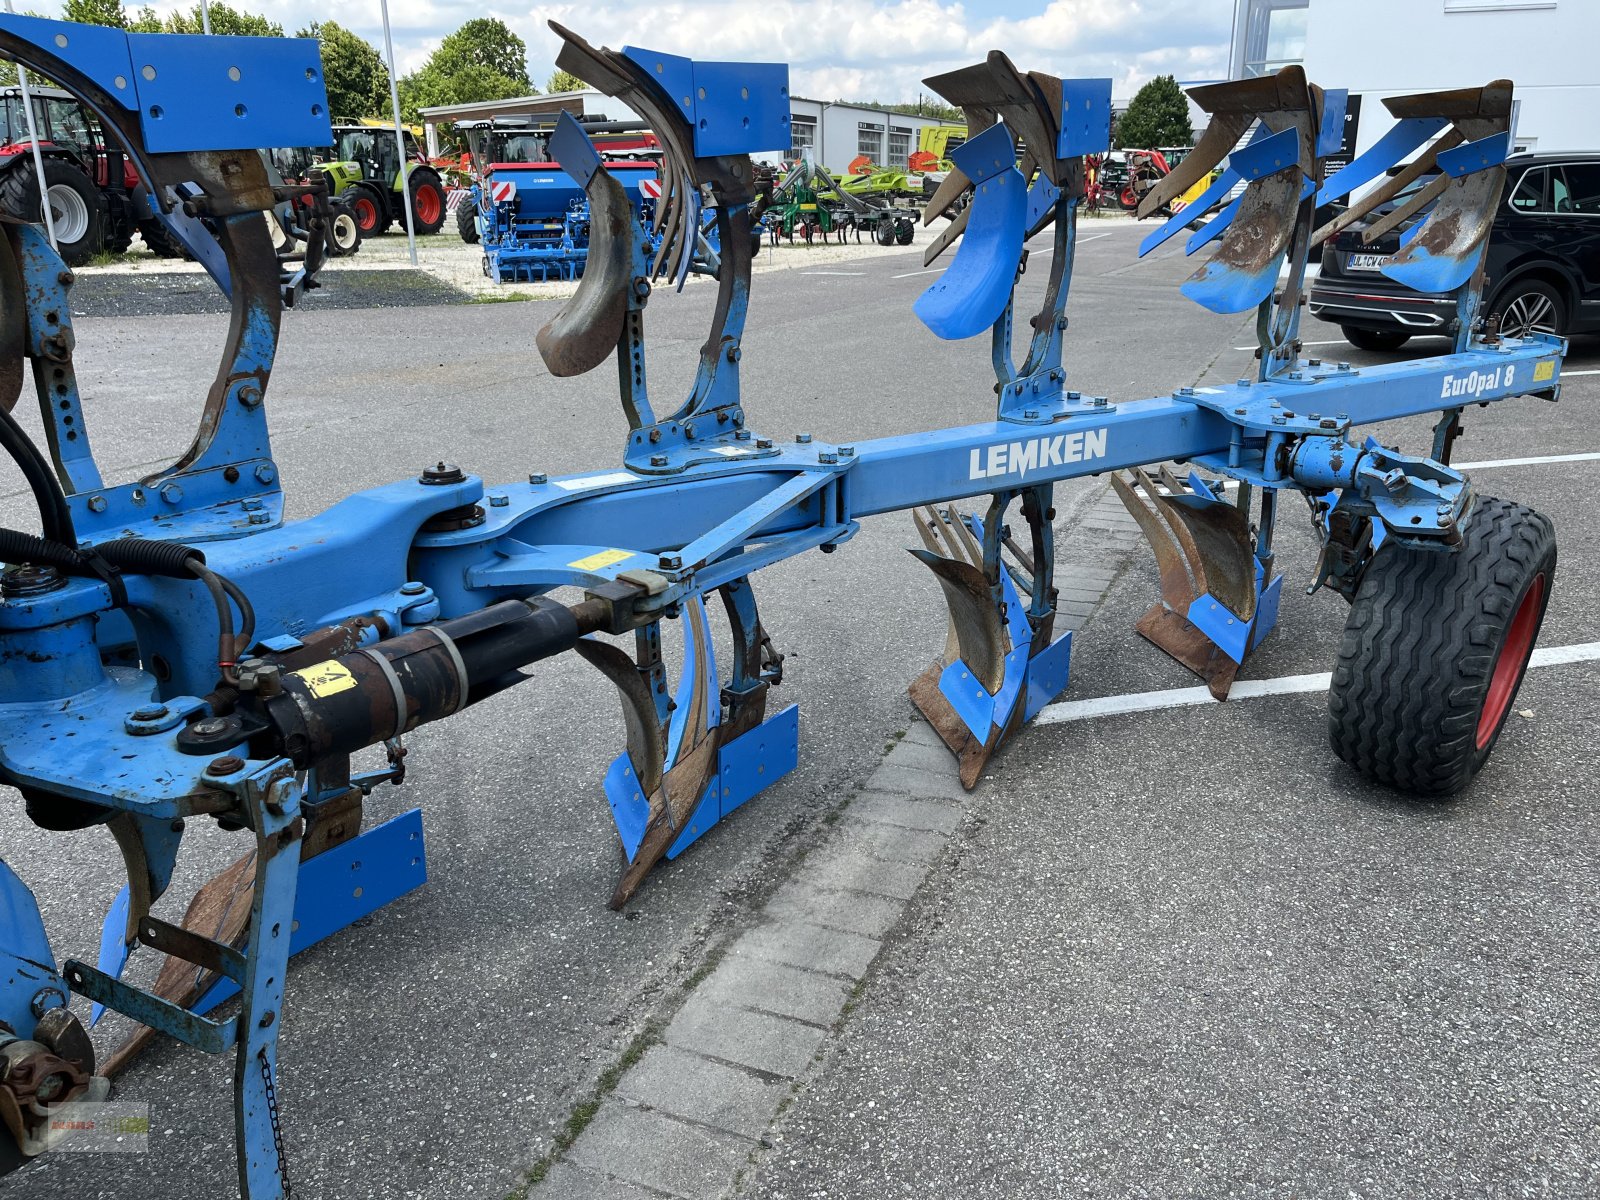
[4, 218, 1597, 1200]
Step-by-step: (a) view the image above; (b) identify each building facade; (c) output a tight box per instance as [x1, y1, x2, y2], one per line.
[417, 90, 961, 170]
[1230, 0, 1597, 155]
[783, 98, 963, 172]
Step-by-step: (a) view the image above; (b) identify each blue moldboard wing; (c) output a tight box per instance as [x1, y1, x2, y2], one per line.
[0, 17, 331, 153]
[1058, 78, 1112, 157]
[621, 44, 790, 156]
[915, 122, 1025, 340]
[1380, 133, 1509, 294]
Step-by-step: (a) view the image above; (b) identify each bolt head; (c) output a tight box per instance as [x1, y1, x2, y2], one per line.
[254, 463, 277, 485]
[1233, 407, 1247, 416]
[839, 445, 855, 457]
[1066, 390, 1081, 401]
[755, 438, 773, 449]
[87, 495, 107, 513]
[1237, 378, 1252, 387]
[489, 494, 509, 507]
[796, 432, 812, 444]
[650, 453, 669, 466]
[659, 554, 682, 570]
[400, 581, 427, 596]
[160, 483, 183, 504]
[1023, 409, 1038, 420]
[1336, 361, 1350, 371]
[529, 472, 548, 485]
[1092, 396, 1108, 407]
[419, 461, 463, 486]
[131, 704, 168, 721]
[734, 429, 752, 441]
[819, 451, 838, 464]
[248, 512, 272, 525]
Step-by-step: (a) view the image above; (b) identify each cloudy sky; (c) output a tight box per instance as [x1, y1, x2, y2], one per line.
[136, 0, 1237, 105]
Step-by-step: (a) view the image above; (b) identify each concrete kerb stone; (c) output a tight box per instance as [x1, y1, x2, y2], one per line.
[617, 1043, 790, 1140]
[566, 1101, 751, 1199]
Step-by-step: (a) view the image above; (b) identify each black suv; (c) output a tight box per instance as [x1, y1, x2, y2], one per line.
[1309, 152, 1600, 351]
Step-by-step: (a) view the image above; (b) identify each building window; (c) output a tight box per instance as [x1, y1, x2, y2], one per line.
[858, 121, 884, 163]
[789, 115, 816, 161]
[1234, 0, 1309, 79]
[888, 125, 912, 168]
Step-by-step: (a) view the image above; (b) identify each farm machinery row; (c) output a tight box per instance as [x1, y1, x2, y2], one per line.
[0, 15, 1562, 1200]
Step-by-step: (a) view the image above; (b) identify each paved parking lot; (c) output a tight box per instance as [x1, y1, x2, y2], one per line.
[5, 220, 1596, 1199]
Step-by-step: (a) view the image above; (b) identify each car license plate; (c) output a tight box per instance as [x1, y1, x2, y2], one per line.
[1347, 251, 1390, 272]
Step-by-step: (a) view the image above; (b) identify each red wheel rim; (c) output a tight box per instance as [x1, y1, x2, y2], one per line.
[414, 184, 441, 225]
[355, 197, 378, 231]
[1120, 187, 1138, 208]
[1475, 573, 1544, 749]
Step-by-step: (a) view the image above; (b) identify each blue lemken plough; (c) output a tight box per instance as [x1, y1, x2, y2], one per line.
[0, 16, 1561, 1197]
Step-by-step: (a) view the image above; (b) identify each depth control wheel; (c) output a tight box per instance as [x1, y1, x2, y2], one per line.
[1329, 495, 1556, 796]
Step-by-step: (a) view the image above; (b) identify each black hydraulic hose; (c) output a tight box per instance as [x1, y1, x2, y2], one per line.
[0, 527, 254, 681]
[0, 404, 74, 545]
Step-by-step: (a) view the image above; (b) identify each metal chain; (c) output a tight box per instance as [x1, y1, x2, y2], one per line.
[257, 1047, 291, 1197]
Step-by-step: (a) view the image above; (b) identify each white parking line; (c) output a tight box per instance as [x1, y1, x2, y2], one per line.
[1458, 451, 1600, 470]
[1035, 641, 1600, 725]
[1560, 368, 1600, 376]
[800, 270, 865, 276]
[892, 268, 942, 279]
[1230, 338, 1347, 351]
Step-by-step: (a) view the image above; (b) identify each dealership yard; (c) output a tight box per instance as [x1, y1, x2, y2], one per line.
[5, 220, 1597, 1199]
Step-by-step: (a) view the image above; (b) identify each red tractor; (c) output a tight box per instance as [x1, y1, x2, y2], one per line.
[0, 84, 175, 263]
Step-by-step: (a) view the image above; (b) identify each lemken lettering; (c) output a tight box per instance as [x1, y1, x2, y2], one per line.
[968, 428, 1108, 481]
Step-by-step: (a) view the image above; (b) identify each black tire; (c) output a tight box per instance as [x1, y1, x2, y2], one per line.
[397, 169, 447, 235]
[1329, 495, 1556, 797]
[874, 220, 895, 246]
[0, 157, 103, 265]
[1490, 277, 1566, 340]
[346, 183, 389, 237]
[456, 197, 479, 244]
[137, 217, 189, 259]
[326, 202, 361, 256]
[1341, 325, 1411, 352]
[894, 217, 914, 246]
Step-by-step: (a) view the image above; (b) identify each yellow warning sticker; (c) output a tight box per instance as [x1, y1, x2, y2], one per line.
[293, 660, 357, 699]
[1533, 359, 1555, 383]
[568, 548, 634, 571]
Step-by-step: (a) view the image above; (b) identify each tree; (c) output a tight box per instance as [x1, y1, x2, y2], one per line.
[126, 6, 162, 32]
[62, 0, 127, 27]
[1114, 74, 1192, 150]
[299, 21, 387, 119]
[161, 3, 282, 36]
[547, 68, 584, 94]
[430, 19, 529, 90]
[396, 18, 534, 121]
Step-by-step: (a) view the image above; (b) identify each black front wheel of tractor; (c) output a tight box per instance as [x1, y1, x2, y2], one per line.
[137, 217, 189, 259]
[0, 157, 103, 265]
[326, 202, 362, 256]
[456, 198, 480, 244]
[1328, 495, 1556, 797]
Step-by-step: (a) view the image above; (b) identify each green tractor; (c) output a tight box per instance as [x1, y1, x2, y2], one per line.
[307, 125, 448, 238]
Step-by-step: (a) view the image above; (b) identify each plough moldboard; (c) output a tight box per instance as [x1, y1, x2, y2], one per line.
[0, 16, 1562, 1198]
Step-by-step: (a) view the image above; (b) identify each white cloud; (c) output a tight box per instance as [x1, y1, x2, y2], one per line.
[129, 0, 1232, 101]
